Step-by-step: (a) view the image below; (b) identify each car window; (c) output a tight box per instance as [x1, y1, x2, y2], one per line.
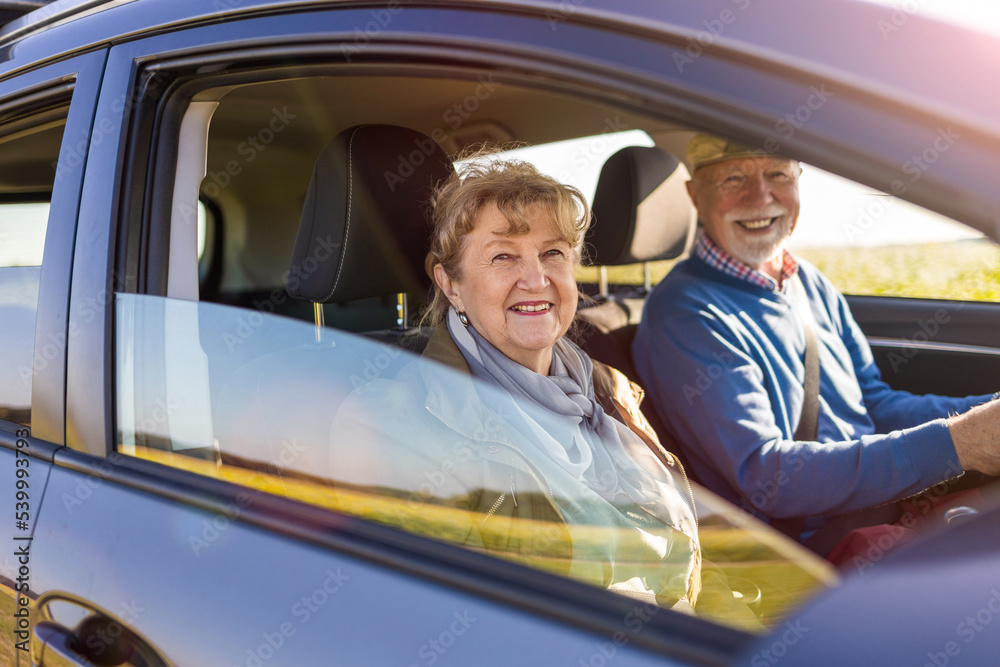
[0, 116, 63, 427]
[112, 67, 836, 635]
[115, 293, 835, 632]
[462, 129, 655, 204]
[789, 166, 1000, 302]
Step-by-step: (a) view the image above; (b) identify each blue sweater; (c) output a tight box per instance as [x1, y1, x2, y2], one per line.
[633, 253, 991, 526]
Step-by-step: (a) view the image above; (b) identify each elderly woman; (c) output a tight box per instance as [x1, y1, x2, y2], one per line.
[329, 158, 701, 611]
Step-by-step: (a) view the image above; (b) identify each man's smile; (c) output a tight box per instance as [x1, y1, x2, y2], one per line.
[735, 216, 780, 231]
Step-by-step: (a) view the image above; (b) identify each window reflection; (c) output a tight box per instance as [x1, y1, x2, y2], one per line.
[116, 294, 835, 632]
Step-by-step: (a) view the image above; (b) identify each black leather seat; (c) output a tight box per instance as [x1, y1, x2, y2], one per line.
[576, 145, 695, 379]
[288, 123, 455, 345]
[211, 125, 455, 474]
[575, 145, 697, 467]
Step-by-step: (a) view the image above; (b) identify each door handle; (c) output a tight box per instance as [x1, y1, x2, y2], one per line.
[31, 592, 172, 667]
[32, 621, 94, 667]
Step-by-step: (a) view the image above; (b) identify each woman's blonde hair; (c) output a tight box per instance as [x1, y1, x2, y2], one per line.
[424, 157, 591, 326]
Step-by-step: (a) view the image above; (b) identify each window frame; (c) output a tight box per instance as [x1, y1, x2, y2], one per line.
[75, 10, 791, 659]
[0, 50, 107, 446]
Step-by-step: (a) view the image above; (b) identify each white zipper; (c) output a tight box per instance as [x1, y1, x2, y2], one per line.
[482, 492, 506, 524]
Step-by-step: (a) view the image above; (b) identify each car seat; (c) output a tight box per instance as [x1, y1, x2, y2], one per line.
[575, 144, 697, 470]
[210, 125, 454, 479]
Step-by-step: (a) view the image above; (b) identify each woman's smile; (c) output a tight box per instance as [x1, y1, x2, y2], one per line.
[509, 300, 553, 314]
[436, 202, 579, 374]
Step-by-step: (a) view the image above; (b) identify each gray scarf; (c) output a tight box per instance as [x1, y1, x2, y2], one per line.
[447, 309, 696, 535]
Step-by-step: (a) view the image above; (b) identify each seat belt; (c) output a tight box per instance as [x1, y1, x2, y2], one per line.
[770, 274, 819, 541]
[791, 274, 820, 443]
[775, 276, 940, 557]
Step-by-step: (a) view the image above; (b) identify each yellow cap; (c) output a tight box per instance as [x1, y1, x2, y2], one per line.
[686, 133, 768, 171]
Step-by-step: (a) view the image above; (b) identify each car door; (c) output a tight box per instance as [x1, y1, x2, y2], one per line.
[0, 48, 107, 665]
[27, 4, 783, 665]
[787, 170, 1000, 399]
[848, 294, 1000, 398]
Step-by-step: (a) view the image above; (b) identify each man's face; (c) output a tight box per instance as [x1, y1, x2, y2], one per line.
[686, 157, 801, 272]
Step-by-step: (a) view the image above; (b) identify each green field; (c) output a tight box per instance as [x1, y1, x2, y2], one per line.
[578, 239, 1000, 302]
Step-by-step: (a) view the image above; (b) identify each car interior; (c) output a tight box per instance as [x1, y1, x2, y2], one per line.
[189, 74, 699, 317]
[176, 77, 697, 347]
[125, 65, 996, 485]
[99, 67, 841, 624]
[149, 72, 708, 469]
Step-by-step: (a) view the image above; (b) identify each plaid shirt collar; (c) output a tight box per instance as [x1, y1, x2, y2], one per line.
[694, 232, 798, 292]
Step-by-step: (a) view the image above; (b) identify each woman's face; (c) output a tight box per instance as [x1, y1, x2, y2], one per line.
[435, 202, 579, 374]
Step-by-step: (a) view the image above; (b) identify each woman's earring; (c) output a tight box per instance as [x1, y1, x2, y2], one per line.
[457, 310, 470, 328]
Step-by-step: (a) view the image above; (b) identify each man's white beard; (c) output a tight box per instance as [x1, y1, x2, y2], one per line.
[736, 227, 791, 266]
[727, 210, 793, 269]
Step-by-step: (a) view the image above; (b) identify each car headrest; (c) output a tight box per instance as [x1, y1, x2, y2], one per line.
[287, 124, 454, 303]
[587, 145, 696, 266]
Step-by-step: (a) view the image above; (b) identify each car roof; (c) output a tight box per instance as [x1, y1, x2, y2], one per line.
[0, 0, 96, 42]
[0, 0, 53, 27]
[5, 0, 997, 141]
[4, 0, 997, 125]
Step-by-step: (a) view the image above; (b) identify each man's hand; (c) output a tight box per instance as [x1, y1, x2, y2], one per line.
[948, 399, 1000, 475]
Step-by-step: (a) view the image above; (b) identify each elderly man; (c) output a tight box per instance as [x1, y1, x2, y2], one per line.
[632, 133, 1000, 544]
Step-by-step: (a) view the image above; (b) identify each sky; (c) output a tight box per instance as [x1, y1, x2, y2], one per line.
[866, 0, 1000, 38]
